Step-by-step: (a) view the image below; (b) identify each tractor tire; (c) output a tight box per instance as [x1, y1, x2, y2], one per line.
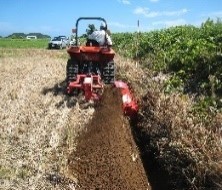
[66, 59, 79, 95]
[66, 59, 79, 85]
[102, 61, 115, 84]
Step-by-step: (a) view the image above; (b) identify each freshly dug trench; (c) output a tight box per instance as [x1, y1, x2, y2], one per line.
[68, 86, 151, 189]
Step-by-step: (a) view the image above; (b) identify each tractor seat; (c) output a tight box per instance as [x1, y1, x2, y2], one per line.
[86, 39, 100, 47]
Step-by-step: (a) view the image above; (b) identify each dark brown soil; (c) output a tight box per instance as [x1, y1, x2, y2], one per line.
[68, 86, 151, 189]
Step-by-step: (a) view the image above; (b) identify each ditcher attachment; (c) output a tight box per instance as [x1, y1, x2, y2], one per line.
[67, 74, 104, 101]
[114, 81, 139, 117]
[67, 78, 138, 117]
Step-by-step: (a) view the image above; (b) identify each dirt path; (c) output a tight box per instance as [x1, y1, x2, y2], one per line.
[68, 87, 151, 189]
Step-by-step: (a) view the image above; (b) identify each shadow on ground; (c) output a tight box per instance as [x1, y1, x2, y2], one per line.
[131, 121, 172, 190]
[41, 80, 78, 108]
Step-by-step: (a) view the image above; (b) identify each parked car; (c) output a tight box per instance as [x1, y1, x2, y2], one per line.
[58, 36, 70, 45]
[48, 36, 67, 49]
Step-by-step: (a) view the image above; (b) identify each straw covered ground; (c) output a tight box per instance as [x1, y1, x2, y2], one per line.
[0, 48, 95, 189]
[0, 49, 150, 189]
[0, 48, 222, 189]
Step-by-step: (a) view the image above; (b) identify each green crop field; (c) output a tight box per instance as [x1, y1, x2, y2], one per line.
[0, 38, 49, 49]
[113, 19, 222, 112]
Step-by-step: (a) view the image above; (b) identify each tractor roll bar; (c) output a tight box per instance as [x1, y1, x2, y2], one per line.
[75, 17, 107, 46]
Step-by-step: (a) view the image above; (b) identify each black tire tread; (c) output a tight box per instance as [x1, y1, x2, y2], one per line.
[102, 61, 115, 84]
[66, 59, 79, 85]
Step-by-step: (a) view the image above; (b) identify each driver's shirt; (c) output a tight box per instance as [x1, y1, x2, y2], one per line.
[88, 30, 112, 46]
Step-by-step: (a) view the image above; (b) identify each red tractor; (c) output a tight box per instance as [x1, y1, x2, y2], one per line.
[66, 17, 138, 117]
[66, 17, 115, 101]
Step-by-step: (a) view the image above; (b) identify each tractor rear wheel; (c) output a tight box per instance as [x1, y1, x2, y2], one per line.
[102, 61, 115, 84]
[66, 59, 79, 85]
[66, 59, 79, 95]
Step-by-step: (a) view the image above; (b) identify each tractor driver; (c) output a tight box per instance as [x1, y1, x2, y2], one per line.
[87, 22, 112, 47]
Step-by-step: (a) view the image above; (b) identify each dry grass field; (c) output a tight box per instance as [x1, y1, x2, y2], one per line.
[0, 48, 151, 190]
[0, 48, 95, 189]
[0, 47, 222, 189]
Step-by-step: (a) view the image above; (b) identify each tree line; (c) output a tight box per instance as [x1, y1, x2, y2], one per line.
[5, 33, 50, 39]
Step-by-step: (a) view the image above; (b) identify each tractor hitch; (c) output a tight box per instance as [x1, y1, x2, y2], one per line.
[67, 74, 104, 101]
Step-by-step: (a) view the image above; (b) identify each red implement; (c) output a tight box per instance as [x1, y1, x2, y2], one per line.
[67, 74, 104, 101]
[114, 81, 139, 117]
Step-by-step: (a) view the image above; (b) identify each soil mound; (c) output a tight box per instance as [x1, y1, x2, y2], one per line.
[68, 86, 150, 189]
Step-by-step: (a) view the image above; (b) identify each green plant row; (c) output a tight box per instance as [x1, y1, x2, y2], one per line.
[112, 18, 222, 112]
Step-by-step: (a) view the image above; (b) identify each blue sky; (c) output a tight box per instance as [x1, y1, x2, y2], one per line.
[0, 0, 222, 37]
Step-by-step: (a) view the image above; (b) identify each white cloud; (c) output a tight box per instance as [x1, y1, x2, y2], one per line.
[134, 7, 158, 17]
[133, 7, 188, 18]
[118, 0, 131, 5]
[165, 9, 188, 16]
[152, 19, 187, 27]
